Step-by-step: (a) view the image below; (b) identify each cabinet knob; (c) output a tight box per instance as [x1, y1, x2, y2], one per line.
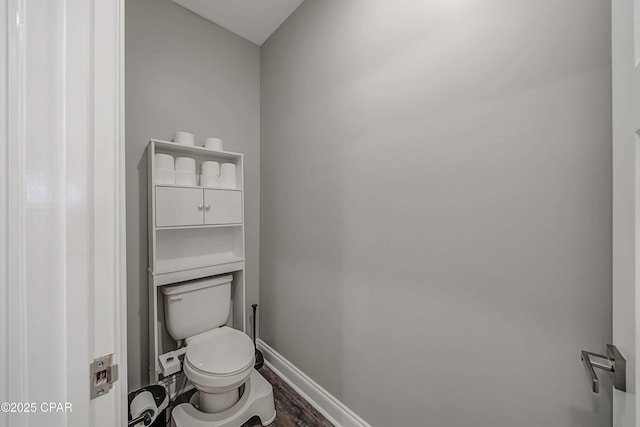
[205, 204, 211, 211]
[198, 204, 203, 211]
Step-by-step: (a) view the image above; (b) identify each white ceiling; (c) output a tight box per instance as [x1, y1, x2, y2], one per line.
[171, 0, 304, 45]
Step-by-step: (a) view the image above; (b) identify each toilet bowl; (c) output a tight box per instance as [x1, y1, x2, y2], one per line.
[183, 327, 255, 413]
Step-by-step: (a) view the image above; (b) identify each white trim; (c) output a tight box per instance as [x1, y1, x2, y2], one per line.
[1, 1, 29, 426]
[257, 340, 371, 427]
[90, 0, 127, 424]
[64, 0, 93, 423]
[0, 0, 6, 422]
[116, 0, 128, 421]
[5, 1, 29, 424]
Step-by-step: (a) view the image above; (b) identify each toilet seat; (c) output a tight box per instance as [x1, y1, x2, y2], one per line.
[186, 326, 255, 375]
[184, 327, 255, 393]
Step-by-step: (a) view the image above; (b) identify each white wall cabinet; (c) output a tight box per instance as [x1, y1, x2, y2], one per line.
[156, 187, 242, 227]
[147, 139, 246, 385]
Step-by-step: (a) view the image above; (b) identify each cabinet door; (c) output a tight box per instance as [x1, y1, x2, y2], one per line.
[204, 190, 242, 225]
[156, 187, 204, 227]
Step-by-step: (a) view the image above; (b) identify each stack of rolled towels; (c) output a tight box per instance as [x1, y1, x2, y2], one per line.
[173, 131, 223, 151]
[154, 155, 236, 189]
[200, 161, 236, 188]
[154, 132, 236, 188]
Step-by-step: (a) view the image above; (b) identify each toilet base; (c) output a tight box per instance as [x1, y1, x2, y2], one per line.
[171, 370, 276, 427]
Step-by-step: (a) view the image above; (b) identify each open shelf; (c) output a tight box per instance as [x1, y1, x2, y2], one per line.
[155, 254, 245, 275]
[152, 226, 244, 284]
[153, 258, 245, 287]
[151, 139, 244, 190]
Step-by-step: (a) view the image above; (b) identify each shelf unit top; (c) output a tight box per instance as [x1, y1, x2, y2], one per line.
[154, 184, 242, 192]
[156, 224, 242, 231]
[151, 139, 244, 161]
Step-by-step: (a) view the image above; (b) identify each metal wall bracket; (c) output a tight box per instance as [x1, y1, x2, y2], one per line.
[90, 354, 119, 399]
[581, 344, 626, 393]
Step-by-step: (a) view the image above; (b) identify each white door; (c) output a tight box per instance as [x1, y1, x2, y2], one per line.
[612, 0, 640, 426]
[0, 0, 127, 426]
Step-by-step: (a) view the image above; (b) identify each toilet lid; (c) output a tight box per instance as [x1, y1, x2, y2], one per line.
[185, 327, 255, 376]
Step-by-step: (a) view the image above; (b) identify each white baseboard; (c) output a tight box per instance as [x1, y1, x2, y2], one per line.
[256, 339, 371, 427]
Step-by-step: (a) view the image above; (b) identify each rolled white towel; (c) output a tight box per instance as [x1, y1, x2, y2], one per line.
[200, 174, 221, 188]
[154, 153, 174, 170]
[201, 161, 220, 176]
[175, 157, 196, 173]
[175, 170, 196, 186]
[155, 169, 175, 185]
[220, 163, 237, 189]
[173, 131, 195, 146]
[204, 137, 223, 151]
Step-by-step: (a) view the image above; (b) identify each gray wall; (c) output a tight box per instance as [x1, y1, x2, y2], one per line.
[260, 1, 612, 426]
[126, 0, 260, 389]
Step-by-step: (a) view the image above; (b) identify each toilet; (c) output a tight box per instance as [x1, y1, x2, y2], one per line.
[162, 275, 276, 427]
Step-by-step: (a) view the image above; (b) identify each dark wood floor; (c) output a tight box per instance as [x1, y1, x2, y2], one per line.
[167, 366, 333, 427]
[243, 366, 333, 427]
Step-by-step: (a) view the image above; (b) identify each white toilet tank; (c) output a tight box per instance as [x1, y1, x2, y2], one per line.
[162, 275, 233, 340]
